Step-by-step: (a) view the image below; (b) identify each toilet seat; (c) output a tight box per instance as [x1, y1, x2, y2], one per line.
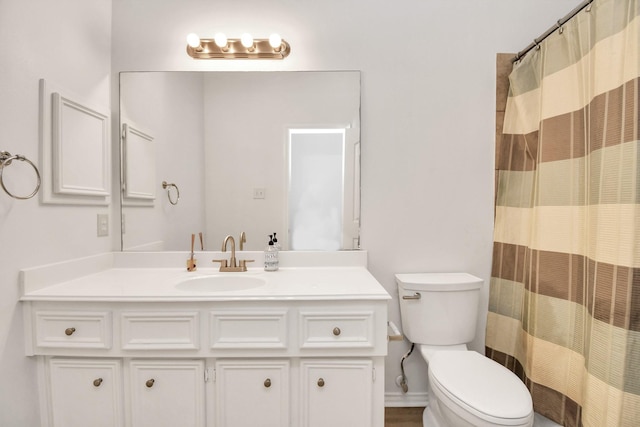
[428, 351, 533, 426]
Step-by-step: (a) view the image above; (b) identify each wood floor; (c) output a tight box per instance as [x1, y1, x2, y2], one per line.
[384, 407, 424, 427]
[385, 408, 560, 427]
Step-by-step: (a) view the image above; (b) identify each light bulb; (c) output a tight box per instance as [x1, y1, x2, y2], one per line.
[214, 32, 227, 48]
[240, 33, 254, 49]
[186, 33, 201, 48]
[269, 33, 282, 50]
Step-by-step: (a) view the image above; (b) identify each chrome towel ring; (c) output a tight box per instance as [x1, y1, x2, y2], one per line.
[161, 181, 180, 205]
[0, 151, 41, 200]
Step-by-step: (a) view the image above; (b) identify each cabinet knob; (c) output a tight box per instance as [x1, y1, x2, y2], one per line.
[264, 378, 271, 388]
[93, 378, 103, 387]
[65, 327, 76, 336]
[145, 379, 155, 388]
[332, 327, 341, 336]
[317, 378, 325, 387]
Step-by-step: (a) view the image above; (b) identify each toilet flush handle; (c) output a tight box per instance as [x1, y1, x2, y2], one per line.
[402, 293, 421, 300]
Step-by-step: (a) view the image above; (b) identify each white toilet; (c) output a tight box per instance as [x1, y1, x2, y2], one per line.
[396, 273, 534, 427]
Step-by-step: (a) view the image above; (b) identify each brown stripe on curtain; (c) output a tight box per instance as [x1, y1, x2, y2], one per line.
[492, 242, 640, 331]
[500, 77, 639, 167]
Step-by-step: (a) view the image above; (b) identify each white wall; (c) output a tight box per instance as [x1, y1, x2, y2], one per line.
[111, 0, 578, 405]
[0, 1, 112, 425]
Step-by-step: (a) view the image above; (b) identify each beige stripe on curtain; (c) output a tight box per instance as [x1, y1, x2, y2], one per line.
[487, 0, 640, 426]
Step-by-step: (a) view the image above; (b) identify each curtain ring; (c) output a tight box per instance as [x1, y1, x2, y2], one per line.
[557, 20, 564, 34]
[0, 151, 41, 200]
[161, 181, 180, 205]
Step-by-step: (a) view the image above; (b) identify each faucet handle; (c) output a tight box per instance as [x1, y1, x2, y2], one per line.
[212, 259, 228, 269]
[239, 259, 254, 271]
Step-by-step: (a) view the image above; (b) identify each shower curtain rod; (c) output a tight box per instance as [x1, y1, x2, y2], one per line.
[513, 0, 594, 62]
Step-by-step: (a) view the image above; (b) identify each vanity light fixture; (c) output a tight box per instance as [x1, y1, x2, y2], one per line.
[185, 32, 290, 59]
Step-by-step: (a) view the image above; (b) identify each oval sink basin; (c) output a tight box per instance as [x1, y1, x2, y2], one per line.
[176, 275, 266, 292]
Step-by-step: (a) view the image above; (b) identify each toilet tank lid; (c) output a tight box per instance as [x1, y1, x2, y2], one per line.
[395, 273, 482, 291]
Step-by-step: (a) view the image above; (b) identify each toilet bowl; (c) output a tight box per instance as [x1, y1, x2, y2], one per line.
[395, 273, 533, 427]
[423, 349, 533, 427]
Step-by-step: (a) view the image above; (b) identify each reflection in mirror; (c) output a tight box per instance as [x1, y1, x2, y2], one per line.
[119, 71, 361, 252]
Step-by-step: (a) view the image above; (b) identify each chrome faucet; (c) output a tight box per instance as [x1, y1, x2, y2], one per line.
[212, 235, 253, 272]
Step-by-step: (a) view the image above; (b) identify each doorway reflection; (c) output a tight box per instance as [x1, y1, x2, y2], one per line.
[288, 129, 345, 250]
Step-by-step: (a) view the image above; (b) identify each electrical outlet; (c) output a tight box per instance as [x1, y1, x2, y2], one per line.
[97, 214, 109, 237]
[253, 188, 266, 199]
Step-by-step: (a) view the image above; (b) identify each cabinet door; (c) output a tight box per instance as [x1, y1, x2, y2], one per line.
[300, 359, 373, 427]
[48, 358, 122, 427]
[215, 360, 290, 427]
[128, 360, 205, 427]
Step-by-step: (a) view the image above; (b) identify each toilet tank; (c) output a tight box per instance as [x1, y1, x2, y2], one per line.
[396, 273, 482, 345]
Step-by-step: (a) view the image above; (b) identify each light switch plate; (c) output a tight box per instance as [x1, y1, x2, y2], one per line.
[97, 214, 109, 237]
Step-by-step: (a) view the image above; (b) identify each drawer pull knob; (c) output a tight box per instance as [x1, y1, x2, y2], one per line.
[64, 327, 76, 336]
[146, 379, 155, 388]
[317, 378, 325, 387]
[264, 378, 271, 388]
[333, 327, 341, 336]
[93, 378, 103, 387]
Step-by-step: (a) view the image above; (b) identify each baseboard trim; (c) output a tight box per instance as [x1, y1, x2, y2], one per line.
[385, 391, 428, 407]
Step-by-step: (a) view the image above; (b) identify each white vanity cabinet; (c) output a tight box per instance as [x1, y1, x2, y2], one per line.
[21, 262, 390, 427]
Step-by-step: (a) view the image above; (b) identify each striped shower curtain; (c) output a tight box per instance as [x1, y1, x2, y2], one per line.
[486, 0, 639, 426]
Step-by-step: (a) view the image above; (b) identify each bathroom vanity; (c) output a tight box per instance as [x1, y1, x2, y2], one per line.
[20, 251, 390, 427]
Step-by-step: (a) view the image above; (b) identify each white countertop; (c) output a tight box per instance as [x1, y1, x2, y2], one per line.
[20, 252, 391, 302]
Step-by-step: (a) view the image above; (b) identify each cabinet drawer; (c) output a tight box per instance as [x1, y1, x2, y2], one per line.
[299, 311, 374, 349]
[210, 310, 288, 349]
[121, 311, 200, 350]
[35, 311, 112, 349]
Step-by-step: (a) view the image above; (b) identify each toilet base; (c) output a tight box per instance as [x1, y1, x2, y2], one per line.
[423, 399, 474, 427]
[423, 404, 443, 427]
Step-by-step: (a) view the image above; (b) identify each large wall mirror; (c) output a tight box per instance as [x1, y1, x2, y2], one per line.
[119, 71, 361, 252]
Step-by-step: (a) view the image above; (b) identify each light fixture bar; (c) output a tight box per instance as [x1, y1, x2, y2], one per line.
[186, 37, 291, 59]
